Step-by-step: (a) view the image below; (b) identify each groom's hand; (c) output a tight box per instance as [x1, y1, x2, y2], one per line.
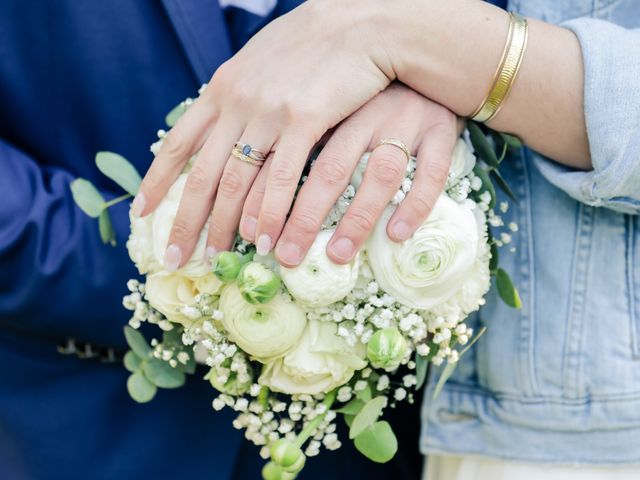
[243, 83, 460, 267]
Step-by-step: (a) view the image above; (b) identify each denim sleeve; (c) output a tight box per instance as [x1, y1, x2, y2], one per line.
[533, 18, 640, 215]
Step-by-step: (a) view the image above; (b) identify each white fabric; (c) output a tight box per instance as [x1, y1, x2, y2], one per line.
[423, 455, 640, 480]
[218, 0, 277, 16]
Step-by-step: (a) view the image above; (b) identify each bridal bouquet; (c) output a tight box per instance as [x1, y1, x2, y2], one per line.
[71, 90, 520, 479]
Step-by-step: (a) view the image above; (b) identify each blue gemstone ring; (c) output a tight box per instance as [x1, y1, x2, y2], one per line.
[232, 142, 267, 166]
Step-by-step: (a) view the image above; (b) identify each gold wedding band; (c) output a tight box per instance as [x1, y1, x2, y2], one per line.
[375, 138, 412, 163]
[231, 142, 267, 167]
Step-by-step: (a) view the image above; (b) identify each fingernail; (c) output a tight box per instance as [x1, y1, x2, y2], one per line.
[131, 193, 146, 217]
[241, 216, 257, 241]
[329, 237, 354, 262]
[391, 221, 412, 241]
[276, 241, 303, 266]
[205, 246, 218, 265]
[164, 244, 182, 272]
[256, 233, 272, 256]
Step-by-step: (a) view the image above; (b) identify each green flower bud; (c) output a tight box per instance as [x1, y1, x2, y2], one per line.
[237, 262, 281, 304]
[269, 439, 306, 473]
[204, 363, 253, 396]
[367, 328, 409, 370]
[212, 252, 243, 283]
[261, 461, 296, 480]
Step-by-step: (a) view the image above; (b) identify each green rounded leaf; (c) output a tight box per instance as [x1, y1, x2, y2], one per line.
[70, 178, 105, 218]
[95, 151, 142, 196]
[123, 326, 151, 358]
[489, 242, 499, 274]
[354, 421, 398, 463]
[467, 121, 499, 168]
[143, 358, 186, 389]
[336, 398, 365, 416]
[355, 383, 372, 403]
[349, 396, 387, 439]
[415, 354, 428, 390]
[98, 210, 116, 246]
[123, 351, 142, 373]
[496, 268, 522, 309]
[127, 371, 157, 403]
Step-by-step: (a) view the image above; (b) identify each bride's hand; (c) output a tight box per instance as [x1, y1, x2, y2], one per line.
[243, 83, 460, 267]
[133, 0, 394, 270]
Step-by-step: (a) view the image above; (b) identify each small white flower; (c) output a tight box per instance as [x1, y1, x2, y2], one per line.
[212, 398, 225, 411]
[394, 388, 407, 401]
[376, 375, 390, 391]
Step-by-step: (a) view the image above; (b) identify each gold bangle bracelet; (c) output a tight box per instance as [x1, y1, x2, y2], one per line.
[470, 12, 529, 123]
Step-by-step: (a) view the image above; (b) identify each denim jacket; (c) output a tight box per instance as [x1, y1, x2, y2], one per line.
[422, 0, 640, 465]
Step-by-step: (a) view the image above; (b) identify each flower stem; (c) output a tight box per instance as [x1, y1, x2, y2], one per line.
[293, 389, 337, 449]
[104, 193, 132, 208]
[258, 386, 270, 409]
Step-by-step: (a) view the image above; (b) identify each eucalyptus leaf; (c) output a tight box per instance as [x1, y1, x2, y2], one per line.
[354, 421, 398, 463]
[70, 179, 105, 218]
[127, 371, 157, 403]
[123, 351, 142, 373]
[165, 102, 188, 127]
[355, 383, 372, 403]
[142, 358, 186, 389]
[467, 121, 499, 168]
[349, 396, 387, 439]
[344, 414, 355, 428]
[489, 242, 499, 274]
[496, 268, 522, 309]
[182, 353, 196, 375]
[336, 398, 365, 415]
[123, 326, 151, 358]
[472, 165, 496, 209]
[415, 354, 428, 390]
[500, 133, 523, 149]
[98, 210, 116, 246]
[490, 169, 519, 204]
[95, 151, 142, 196]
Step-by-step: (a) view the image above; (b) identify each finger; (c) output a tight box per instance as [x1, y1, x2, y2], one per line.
[163, 118, 243, 271]
[387, 123, 458, 242]
[239, 153, 274, 243]
[206, 126, 274, 256]
[274, 123, 368, 267]
[327, 141, 411, 264]
[134, 93, 218, 217]
[254, 132, 316, 256]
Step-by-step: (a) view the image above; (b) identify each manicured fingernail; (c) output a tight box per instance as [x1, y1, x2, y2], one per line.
[164, 244, 182, 272]
[329, 237, 354, 262]
[241, 216, 257, 241]
[391, 221, 412, 241]
[256, 233, 272, 256]
[131, 193, 146, 217]
[276, 241, 303, 266]
[205, 246, 218, 265]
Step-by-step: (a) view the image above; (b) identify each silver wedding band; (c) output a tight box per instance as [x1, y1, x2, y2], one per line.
[375, 138, 412, 163]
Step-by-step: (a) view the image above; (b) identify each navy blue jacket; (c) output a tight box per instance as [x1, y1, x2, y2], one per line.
[0, 1, 422, 478]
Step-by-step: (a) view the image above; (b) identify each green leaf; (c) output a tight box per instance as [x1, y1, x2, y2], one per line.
[490, 169, 519, 204]
[70, 178, 105, 218]
[472, 165, 496, 209]
[127, 371, 157, 403]
[123, 351, 142, 373]
[355, 383, 372, 403]
[98, 210, 116, 246]
[95, 151, 142, 196]
[500, 133, 523, 149]
[165, 102, 188, 127]
[496, 268, 522, 309]
[349, 396, 387, 439]
[142, 358, 186, 389]
[182, 353, 196, 375]
[336, 398, 365, 415]
[489, 242, 499, 274]
[467, 121, 499, 168]
[123, 326, 152, 358]
[344, 414, 355, 428]
[415, 354, 428, 390]
[354, 421, 398, 463]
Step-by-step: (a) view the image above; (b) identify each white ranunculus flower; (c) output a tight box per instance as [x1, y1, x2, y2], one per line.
[193, 272, 224, 296]
[280, 230, 360, 307]
[367, 194, 482, 310]
[127, 174, 209, 277]
[447, 138, 476, 185]
[259, 319, 366, 395]
[218, 284, 307, 363]
[145, 272, 200, 326]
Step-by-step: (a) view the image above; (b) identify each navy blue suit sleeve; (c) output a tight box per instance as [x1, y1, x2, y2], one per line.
[0, 140, 137, 347]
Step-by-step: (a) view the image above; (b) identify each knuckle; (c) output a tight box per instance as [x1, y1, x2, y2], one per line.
[185, 165, 211, 193]
[171, 221, 194, 242]
[270, 162, 297, 188]
[289, 208, 321, 236]
[218, 168, 245, 198]
[162, 129, 189, 158]
[408, 191, 435, 218]
[207, 219, 225, 240]
[369, 154, 405, 186]
[315, 155, 349, 187]
[426, 161, 450, 186]
[260, 209, 283, 229]
[346, 205, 377, 233]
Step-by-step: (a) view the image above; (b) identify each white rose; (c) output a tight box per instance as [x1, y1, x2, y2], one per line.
[219, 284, 307, 362]
[259, 320, 366, 395]
[145, 272, 199, 326]
[367, 194, 481, 310]
[448, 138, 476, 185]
[280, 230, 360, 307]
[127, 174, 209, 277]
